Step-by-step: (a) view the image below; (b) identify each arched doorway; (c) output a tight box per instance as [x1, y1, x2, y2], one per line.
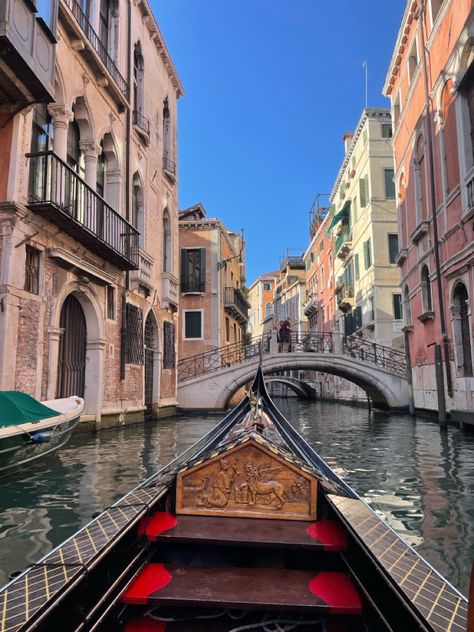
[453, 283, 473, 377]
[57, 294, 87, 397]
[144, 311, 158, 412]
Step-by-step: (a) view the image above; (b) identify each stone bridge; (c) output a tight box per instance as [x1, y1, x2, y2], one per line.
[177, 332, 409, 410]
[263, 375, 317, 399]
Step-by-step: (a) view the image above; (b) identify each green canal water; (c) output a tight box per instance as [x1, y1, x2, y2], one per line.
[1, 398, 474, 594]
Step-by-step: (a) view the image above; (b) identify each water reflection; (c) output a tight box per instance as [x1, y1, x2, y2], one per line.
[1, 401, 474, 595]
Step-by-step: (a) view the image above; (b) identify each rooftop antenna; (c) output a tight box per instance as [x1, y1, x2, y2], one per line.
[362, 60, 368, 109]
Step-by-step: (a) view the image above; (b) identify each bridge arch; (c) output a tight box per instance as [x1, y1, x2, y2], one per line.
[178, 353, 408, 411]
[235, 374, 316, 404]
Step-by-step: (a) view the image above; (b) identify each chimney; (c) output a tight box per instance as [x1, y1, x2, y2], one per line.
[342, 131, 354, 153]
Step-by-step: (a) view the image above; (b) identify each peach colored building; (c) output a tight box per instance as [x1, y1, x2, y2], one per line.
[178, 204, 248, 360]
[303, 203, 336, 332]
[0, 0, 183, 427]
[248, 270, 279, 338]
[383, 0, 474, 417]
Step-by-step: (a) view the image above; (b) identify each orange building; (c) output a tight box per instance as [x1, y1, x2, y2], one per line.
[383, 0, 474, 417]
[248, 271, 279, 338]
[303, 203, 335, 332]
[178, 204, 248, 360]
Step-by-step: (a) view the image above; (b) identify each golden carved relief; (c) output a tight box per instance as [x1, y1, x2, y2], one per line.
[176, 440, 317, 520]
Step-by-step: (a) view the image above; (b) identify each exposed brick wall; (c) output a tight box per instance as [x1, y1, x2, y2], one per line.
[16, 297, 41, 394]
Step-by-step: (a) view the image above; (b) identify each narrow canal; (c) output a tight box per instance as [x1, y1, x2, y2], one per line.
[1, 398, 474, 595]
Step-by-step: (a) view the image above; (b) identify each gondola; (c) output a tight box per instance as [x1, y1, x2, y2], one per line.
[0, 368, 471, 632]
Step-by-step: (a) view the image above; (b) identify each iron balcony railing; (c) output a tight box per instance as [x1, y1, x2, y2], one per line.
[163, 156, 176, 176]
[133, 110, 150, 136]
[342, 335, 406, 378]
[178, 333, 271, 381]
[27, 151, 139, 270]
[177, 330, 407, 382]
[224, 287, 249, 321]
[335, 226, 352, 254]
[62, 0, 128, 98]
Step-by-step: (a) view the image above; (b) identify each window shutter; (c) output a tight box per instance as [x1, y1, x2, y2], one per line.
[199, 248, 206, 292]
[163, 321, 175, 368]
[126, 304, 144, 364]
[180, 249, 187, 292]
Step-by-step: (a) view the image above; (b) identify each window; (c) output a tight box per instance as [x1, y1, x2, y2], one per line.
[393, 92, 401, 129]
[106, 286, 115, 320]
[263, 282, 271, 291]
[354, 305, 362, 330]
[67, 119, 84, 176]
[163, 98, 171, 169]
[24, 246, 40, 295]
[403, 285, 412, 326]
[126, 304, 144, 364]
[414, 134, 427, 222]
[393, 294, 403, 320]
[363, 238, 372, 269]
[354, 252, 360, 280]
[31, 104, 53, 153]
[381, 123, 392, 138]
[421, 265, 432, 312]
[388, 234, 399, 264]
[225, 317, 230, 342]
[369, 295, 375, 321]
[408, 40, 419, 81]
[452, 282, 473, 377]
[99, 0, 110, 52]
[359, 175, 369, 207]
[181, 248, 205, 292]
[96, 149, 105, 197]
[265, 302, 273, 317]
[133, 43, 144, 114]
[184, 311, 202, 339]
[384, 168, 395, 199]
[430, 0, 444, 25]
[319, 241, 324, 252]
[163, 209, 171, 273]
[163, 321, 175, 368]
[321, 265, 325, 291]
[441, 80, 460, 194]
[233, 323, 237, 342]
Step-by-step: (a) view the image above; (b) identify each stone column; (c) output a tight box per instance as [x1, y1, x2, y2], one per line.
[80, 141, 101, 189]
[0, 294, 20, 390]
[47, 327, 64, 399]
[85, 338, 107, 427]
[48, 105, 74, 161]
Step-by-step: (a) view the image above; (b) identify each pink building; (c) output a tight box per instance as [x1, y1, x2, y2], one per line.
[383, 0, 474, 419]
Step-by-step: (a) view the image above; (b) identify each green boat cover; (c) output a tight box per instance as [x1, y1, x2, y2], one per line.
[0, 391, 61, 428]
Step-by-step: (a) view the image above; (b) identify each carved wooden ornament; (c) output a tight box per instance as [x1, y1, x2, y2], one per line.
[176, 439, 317, 521]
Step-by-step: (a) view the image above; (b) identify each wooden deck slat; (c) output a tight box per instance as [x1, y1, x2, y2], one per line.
[142, 513, 348, 551]
[121, 564, 362, 615]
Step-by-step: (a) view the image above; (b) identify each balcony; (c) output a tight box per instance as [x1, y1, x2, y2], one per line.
[280, 255, 305, 270]
[224, 287, 249, 324]
[395, 247, 408, 266]
[411, 219, 429, 244]
[0, 0, 56, 106]
[27, 151, 139, 270]
[163, 156, 176, 184]
[162, 272, 179, 312]
[133, 110, 150, 145]
[130, 249, 154, 293]
[59, 0, 128, 108]
[303, 295, 320, 318]
[335, 226, 352, 260]
[335, 282, 354, 313]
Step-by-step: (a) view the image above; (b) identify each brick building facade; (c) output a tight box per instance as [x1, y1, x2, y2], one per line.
[0, 0, 183, 427]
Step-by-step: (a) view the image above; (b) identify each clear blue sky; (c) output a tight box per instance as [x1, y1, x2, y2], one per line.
[152, 0, 405, 283]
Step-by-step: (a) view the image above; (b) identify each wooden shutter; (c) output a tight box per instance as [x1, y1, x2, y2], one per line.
[163, 321, 175, 368]
[199, 248, 206, 292]
[180, 249, 188, 292]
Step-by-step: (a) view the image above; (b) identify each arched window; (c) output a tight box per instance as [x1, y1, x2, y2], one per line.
[414, 134, 426, 223]
[421, 265, 432, 312]
[441, 80, 460, 194]
[133, 43, 144, 115]
[162, 97, 171, 168]
[163, 208, 171, 273]
[452, 282, 473, 377]
[403, 284, 412, 327]
[67, 119, 84, 177]
[132, 172, 144, 246]
[96, 145, 105, 197]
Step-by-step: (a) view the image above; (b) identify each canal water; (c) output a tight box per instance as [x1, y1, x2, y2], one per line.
[1, 398, 474, 595]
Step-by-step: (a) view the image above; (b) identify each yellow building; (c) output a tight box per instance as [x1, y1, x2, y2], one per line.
[329, 109, 402, 348]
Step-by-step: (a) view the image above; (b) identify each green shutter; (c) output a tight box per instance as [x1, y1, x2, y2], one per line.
[180, 249, 187, 292]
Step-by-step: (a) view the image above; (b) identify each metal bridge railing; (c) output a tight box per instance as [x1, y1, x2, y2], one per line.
[177, 331, 407, 382]
[178, 333, 271, 382]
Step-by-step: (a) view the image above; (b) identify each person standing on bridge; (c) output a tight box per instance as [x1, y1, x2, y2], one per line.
[278, 319, 291, 353]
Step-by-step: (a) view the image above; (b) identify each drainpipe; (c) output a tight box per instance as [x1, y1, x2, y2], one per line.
[121, 0, 132, 380]
[419, 1, 453, 406]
